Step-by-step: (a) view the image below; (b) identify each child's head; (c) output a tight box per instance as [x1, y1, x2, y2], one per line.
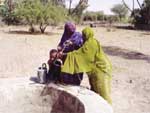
[49, 49, 57, 61]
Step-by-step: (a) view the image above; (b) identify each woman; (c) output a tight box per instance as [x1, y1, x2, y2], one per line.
[61, 27, 112, 104]
[58, 22, 84, 85]
[58, 22, 83, 52]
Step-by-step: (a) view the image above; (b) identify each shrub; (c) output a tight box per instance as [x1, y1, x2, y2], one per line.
[0, 1, 21, 25]
[14, 0, 67, 33]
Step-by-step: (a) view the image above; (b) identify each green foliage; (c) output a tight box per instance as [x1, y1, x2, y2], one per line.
[14, 0, 67, 33]
[97, 12, 105, 21]
[83, 11, 120, 23]
[83, 11, 105, 21]
[0, 0, 89, 26]
[0, 0, 20, 25]
[104, 15, 119, 23]
[111, 4, 128, 21]
[83, 11, 96, 21]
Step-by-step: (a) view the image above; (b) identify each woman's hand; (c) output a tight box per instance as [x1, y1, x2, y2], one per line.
[57, 46, 62, 51]
[64, 40, 73, 47]
[57, 51, 67, 59]
[57, 51, 63, 59]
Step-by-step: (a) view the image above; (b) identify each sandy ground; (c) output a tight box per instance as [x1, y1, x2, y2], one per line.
[0, 25, 150, 113]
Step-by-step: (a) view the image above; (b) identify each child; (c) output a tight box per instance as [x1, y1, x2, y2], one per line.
[47, 49, 61, 83]
[47, 49, 58, 66]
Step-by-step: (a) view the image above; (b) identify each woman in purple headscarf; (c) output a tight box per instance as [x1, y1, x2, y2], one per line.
[57, 22, 84, 85]
[57, 22, 83, 52]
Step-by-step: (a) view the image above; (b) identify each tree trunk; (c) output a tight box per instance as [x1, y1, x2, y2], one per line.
[68, 0, 73, 14]
[122, 0, 136, 17]
[137, 0, 142, 9]
[119, 15, 122, 21]
[122, 0, 132, 12]
[29, 24, 35, 33]
[40, 23, 47, 33]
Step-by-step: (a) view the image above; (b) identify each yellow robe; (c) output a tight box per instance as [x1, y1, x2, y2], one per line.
[61, 27, 112, 104]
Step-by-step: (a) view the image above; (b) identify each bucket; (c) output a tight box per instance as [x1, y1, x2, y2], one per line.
[37, 63, 47, 84]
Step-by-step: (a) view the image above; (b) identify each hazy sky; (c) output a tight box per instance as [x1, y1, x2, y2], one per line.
[66, 0, 144, 14]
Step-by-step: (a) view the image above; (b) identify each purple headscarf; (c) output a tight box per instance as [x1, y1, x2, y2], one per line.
[58, 22, 83, 52]
[64, 22, 76, 34]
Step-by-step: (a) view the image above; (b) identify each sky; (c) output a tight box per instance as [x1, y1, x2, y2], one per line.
[66, 0, 144, 14]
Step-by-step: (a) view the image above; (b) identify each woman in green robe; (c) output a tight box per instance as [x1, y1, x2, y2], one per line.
[61, 27, 112, 104]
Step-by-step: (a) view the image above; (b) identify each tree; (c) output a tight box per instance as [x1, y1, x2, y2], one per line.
[70, 0, 88, 23]
[122, 0, 150, 30]
[96, 11, 105, 21]
[132, 0, 150, 29]
[122, 0, 142, 17]
[83, 11, 105, 21]
[14, 0, 67, 33]
[68, 0, 73, 14]
[83, 11, 97, 21]
[0, 0, 20, 25]
[111, 4, 128, 21]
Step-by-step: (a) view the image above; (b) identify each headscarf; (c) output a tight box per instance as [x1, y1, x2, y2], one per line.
[64, 22, 76, 34]
[58, 22, 83, 52]
[58, 22, 76, 47]
[61, 27, 112, 75]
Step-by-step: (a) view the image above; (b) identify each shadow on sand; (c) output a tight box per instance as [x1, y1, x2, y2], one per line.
[103, 46, 150, 63]
[114, 25, 150, 32]
[114, 25, 135, 30]
[5, 30, 61, 36]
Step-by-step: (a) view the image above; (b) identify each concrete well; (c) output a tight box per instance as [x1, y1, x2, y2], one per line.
[0, 77, 113, 113]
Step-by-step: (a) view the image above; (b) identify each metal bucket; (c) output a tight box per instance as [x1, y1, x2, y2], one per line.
[37, 63, 47, 84]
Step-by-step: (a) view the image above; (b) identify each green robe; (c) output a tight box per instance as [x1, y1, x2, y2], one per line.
[61, 27, 112, 104]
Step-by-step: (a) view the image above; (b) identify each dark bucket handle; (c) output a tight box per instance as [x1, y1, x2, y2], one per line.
[42, 63, 47, 69]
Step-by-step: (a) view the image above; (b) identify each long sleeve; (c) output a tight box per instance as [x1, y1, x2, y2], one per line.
[61, 39, 98, 74]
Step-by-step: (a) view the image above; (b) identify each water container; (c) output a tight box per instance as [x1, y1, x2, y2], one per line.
[37, 63, 47, 84]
